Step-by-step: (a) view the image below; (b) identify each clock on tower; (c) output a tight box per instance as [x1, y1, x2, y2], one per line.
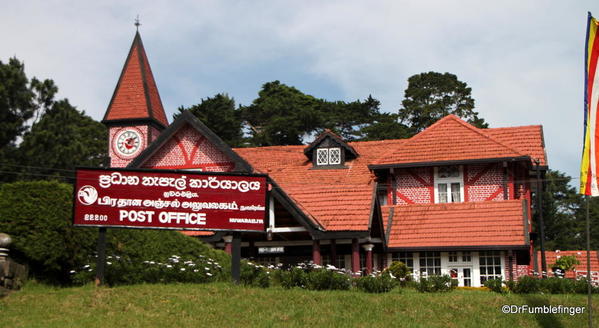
[112, 127, 144, 158]
[101, 30, 168, 168]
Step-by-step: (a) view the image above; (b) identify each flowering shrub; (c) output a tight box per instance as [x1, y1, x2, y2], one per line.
[415, 275, 455, 293]
[355, 272, 397, 293]
[278, 262, 351, 291]
[71, 254, 224, 286]
[385, 261, 411, 286]
[240, 261, 271, 288]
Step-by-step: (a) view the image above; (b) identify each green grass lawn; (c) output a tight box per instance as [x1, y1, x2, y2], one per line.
[1, 282, 597, 328]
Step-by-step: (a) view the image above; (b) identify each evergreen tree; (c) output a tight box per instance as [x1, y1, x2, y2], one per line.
[174, 94, 244, 147]
[0, 57, 57, 182]
[540, 170, 585, 250]
[359, 112, 410, 141]
[18, 99, 107, 180]
[241, 81, 321, 146]
[399, 72, 487, 135]
[241, 81, 395, 145]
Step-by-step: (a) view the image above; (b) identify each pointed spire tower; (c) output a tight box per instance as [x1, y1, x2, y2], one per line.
[103, 29, 169, 167]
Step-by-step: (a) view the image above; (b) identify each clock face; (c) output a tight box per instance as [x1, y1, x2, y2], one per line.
[114, 128, 143, 157]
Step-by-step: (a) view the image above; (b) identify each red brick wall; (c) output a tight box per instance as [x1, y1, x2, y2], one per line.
[504, 252, 530, 280]
[465, 163, 506, 202]
[393, 168, 434, 204]
[142, 124, 234, 171]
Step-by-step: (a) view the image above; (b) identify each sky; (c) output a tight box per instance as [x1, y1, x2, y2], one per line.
[1, 1, 597, 185]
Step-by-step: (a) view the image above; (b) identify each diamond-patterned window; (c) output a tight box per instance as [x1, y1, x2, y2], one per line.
[315, 147, 342, 166]
[316, 148, 329, 165]
[329, 148, 341, 165]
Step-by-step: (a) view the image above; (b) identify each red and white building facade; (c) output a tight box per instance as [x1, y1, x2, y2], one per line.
[103, 32, 558, 287]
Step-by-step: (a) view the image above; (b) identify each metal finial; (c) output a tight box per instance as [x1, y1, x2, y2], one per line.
[134, 15, 141, 31]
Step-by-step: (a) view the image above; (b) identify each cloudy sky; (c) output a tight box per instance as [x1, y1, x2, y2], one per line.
[1, 1, 597, 184]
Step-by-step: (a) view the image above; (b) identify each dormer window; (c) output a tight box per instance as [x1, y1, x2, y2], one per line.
[316, 147, 341, 166]
[304, 129, 358, 169]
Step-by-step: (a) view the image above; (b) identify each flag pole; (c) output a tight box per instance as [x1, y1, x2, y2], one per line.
[586, 195, 593, 328]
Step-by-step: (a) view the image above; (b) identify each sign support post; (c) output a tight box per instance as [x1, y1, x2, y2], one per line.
[95, 227, 107, 286]
[231, 232, 241, 284]
[586, 196, 593, 328]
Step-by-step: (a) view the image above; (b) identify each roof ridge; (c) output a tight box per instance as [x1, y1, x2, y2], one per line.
[450, 116, 528, 157]
[486, 124, 542, 131]
[373, 115, 463, 163]
[375, 114, 527, 164]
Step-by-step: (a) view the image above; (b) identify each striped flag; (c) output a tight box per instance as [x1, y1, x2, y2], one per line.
[580, 12, 599, 195]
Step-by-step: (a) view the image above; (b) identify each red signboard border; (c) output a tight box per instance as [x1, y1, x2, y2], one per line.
[72, 167, 269, 233]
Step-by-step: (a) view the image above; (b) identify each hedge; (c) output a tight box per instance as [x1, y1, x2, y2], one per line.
[0, 181, 230, 285]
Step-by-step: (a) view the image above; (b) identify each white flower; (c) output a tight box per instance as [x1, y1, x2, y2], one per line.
[205, 267, 210, 271]
[83, 264, 90, 269]
[166, 265, 173, 268]
[149, 261, 156, 265]
[180, 268, 186, 271]
[193, 269, 199, 273]
[69, 270, 76, 274]
[107, 262, 112, 265]
[206, 273, 213, 276]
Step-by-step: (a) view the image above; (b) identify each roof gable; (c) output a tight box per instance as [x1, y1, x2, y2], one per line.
[372, 115, 528, 167]
[304, 129, 358, 161]
[128, 111, 252, 172]
[103, 31, 168, 129]
[486, 125, 547, 166]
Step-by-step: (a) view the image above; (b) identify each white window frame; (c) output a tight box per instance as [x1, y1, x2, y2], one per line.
[316, 148, 329, 165]
[315, 147, 342, 166]
[434, 165, 464, 203]
[329, 147, 341, 165]
[478, 251, 504, 283]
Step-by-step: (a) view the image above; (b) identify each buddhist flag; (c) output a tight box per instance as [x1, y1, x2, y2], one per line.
[581, 12, 599, 195]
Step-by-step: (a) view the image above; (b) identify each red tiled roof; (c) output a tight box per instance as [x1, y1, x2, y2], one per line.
[103, 32, 168, 127]
[234, 139, 405, 231]
[233, 115, 546, 233]
[486, 125, 547, 166]
[537, 251, 599, 278]
[373, 115, 538, 166]
[382, 200, 527, 248]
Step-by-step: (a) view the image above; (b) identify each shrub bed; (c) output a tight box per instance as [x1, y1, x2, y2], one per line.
[355, 272, 397, 293]
[278, 263, 351, 291]
[415, 275, 456, 293]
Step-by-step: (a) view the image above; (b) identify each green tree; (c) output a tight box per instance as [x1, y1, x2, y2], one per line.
[552, 255, 580, 273]
[540, 170, 585, 250]
[0, 57, 58, 182]
[174, 94, 244, 147]
[359, 112, 410, 141]
[319, 95, 394, 141]
[399, 72, 487, 135]
[18, 99, 107, 180]
[241, 81, 396, 145]
[241, 81, 321, 146]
